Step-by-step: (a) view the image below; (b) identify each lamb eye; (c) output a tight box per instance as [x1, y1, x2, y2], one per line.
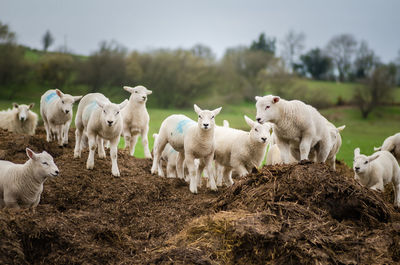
[364, 161, 368, 164]
[199, 115, 202, 119]
[103, 110, 106, 114]
[42, 162, 48, 165]
[255, 128, 258, 132]
[211, 116, 214, 119]
[265, 106, 270, 109]
[62, 100, 65, 104]
[134, 91, 138, 93]
[116, 111, 120, 115]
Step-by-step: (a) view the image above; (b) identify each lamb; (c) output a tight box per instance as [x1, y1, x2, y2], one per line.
[40, 89, 82, 146]
[152, 133, 179, 179]
[374, 133, 400, 163]
[353, 148, 400, 207]
[121, 85, 152, 158]
[151, 104, 222, 193]
[0, 148, 59, 208]
[74, 93, 127, 177]
[255, 95, 332, 164]
[214, 116, 271, 187]
[0, 103, 38, 135]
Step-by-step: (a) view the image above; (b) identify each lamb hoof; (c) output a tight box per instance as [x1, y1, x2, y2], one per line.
[299, 159, 312, 165]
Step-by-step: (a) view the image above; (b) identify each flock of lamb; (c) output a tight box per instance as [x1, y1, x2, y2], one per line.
[0, 86, 400, 209]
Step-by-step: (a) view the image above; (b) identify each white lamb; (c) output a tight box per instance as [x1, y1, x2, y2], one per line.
[353, 147, 400, 207]
[255, 95, 332, 164]
[152, 133, 179, 179]
[74, 93, 127, 177]
[121, 85, 152, 158]
[0, 103, 38, 135]
[214, 116, 271, 187]
[374, 133, 400, 163]
[0, 148, 59, 208]
[151, 104, 222, 194]
[40, 89, 82, 146]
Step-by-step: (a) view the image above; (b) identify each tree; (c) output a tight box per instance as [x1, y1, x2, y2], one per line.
[353, 40, 379, 79]
[353, 64, 396, 118]
[0, 22, 16, 43]
[250, 33, 276, 55]
[78, 40, 127, 93]
[326, 34, 357, 82]
[300, 48, 332, 80]
[281, 30, 306, 73]
[42, 30, 54, 52]
[36, 53, 75, 88]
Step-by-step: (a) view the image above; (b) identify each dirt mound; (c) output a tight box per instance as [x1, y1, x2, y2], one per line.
[0, 128, 400, 264]
[151, 163, 400, 264]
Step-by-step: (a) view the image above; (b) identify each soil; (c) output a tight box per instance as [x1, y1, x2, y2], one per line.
[0, 127, 400, 264]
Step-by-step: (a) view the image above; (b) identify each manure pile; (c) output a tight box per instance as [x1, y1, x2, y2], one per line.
[0, 128, 399, 264]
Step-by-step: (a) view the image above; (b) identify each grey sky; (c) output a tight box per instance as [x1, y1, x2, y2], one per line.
[0, 0, 399, 62]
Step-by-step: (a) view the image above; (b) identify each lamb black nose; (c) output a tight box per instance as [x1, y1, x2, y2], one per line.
[203, 123, 209, 128]
[256, 118, 261, 123]
[355, 167, 360, 171]
[261, 137, 267, 142]
[55, 170, 59, 175]
[65, 110, 70, 114]
[142, 96, 146, 100]
[107, 120, 113, 125]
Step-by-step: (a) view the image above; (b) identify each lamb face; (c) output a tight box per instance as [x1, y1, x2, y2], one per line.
[353, 148, 379, 178]
[124, 85, 152, 103]
[13, 103, 34, 122]
[255, 95, 281, 124]
[96, 100, 127, 128]
[26, 148, 59, 179]
[245, 115, 271, 144]
[56, 89, 82, 115]
[194, 104, 221, 131]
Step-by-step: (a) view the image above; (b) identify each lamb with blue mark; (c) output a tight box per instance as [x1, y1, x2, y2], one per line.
[151, 104, 222, 193]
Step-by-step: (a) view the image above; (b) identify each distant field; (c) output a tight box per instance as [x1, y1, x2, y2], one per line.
[1, 80, 400, 167]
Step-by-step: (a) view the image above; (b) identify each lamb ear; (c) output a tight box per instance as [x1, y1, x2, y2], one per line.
[255, 96, 261, 101]
[119, 99, 128, 110]
[95, 100, 105, 109]
[194, 104, 202, 115]
[12, 103, 19, 108]
[55, 89, 63, 98]
[368, 154, 380, 163]
[244, 115, 255, 128]
[29, 103, 35, 109]
[354, 147, 360, 157]
[123, 86, 134, 93]
[374, 146, 382, 151]
[73, 96, 83, 102]
[272, 96, 280, 104]
[146, 90, 152, 95]
[26, 148, 37, 160]
[337, 125, 346, 132]
[212, 107, 222, 116]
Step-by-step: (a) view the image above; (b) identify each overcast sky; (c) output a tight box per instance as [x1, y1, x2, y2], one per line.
[0, 0, 399, 62]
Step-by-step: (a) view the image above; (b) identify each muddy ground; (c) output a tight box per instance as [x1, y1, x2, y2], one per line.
[0, 128, 400, 264]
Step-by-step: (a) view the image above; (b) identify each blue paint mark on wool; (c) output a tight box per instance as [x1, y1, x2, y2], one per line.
[176, 119, 195, 134]
[83, 101, 98, 121]
[45, 92, 58, 103]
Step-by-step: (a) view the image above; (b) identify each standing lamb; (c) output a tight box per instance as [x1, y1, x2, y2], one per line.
[121, 85, 152, 158]
[74, 93, 127, 177]
[214, 116, 271, 187]
[151, 104, 222, 194]
[0, 148, 59, 208]
[0, 103, 38, 135]
[255, 95, 332, 164]
[152, 133, 179, 179]
[40, 89, 82, 146]
[353, 148, 400, 207]
[374, 133, 400, 163]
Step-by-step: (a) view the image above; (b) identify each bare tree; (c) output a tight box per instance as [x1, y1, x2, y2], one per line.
[281, 30, 306, 73]
[42, 30, 54, 52]
[326, 34, 357, 82]
[353, 40, 379, 79]
[353, 64, 396, 118]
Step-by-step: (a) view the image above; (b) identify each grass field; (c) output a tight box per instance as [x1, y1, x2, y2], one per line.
[2, 96, 399, 167]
